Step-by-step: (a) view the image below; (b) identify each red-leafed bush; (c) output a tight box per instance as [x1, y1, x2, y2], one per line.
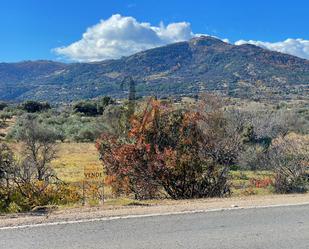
[97, 96, 240, 199]
[250, 177, 273, 188]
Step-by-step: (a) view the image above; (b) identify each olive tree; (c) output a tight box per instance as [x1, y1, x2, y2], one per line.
[16, 117, 59, 182]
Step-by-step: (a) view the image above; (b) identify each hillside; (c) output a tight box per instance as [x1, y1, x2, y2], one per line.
[0, 36, 308, 102]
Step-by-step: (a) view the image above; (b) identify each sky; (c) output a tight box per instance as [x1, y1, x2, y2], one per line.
[0, 0, 309, 62]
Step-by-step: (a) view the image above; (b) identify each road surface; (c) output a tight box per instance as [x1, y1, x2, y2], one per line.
[1, 204, 308, 249]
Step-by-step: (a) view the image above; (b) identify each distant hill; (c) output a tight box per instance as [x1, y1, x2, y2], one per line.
[0, 36, 308, 102]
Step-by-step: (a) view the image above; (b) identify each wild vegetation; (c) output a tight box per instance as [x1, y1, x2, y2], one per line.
[0, 94, 308, 211]
[0, 119, 79, 212]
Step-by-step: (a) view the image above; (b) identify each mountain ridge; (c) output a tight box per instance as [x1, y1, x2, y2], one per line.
[0, 36, 308, 102]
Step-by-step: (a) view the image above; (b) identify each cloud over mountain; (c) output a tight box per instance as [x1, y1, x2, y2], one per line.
[235, 38, 309, 60]
[54, 14, 195, 62]
[54, 14, 309, 62]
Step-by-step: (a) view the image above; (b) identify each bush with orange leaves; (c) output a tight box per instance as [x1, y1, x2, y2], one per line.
[97, 96, 241, 199]
[249, 177, 273, 188]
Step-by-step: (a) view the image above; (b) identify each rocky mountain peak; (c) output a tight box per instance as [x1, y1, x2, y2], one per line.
[189, 35, 228, 47]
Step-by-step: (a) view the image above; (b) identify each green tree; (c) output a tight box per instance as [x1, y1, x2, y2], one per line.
[97, 96, 114, 114]
[0, 102, 8, 111]
[73, 101, 98, 116]
[21, 101, 51, 113]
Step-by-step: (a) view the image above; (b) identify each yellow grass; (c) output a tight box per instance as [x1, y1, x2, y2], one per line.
[230, 170, 274, 196]
[0, 116, 16, 138]
[52, 143, 101, 183]
[51, 143, 276, 200]
[10, 141, 281, 202]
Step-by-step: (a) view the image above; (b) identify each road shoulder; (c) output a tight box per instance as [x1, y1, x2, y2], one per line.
[1, 193, 308, 228]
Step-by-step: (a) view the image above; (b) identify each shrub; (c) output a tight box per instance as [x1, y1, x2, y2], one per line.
[76, 128, 98, 142]
[0, 112, 12, 128]
[97, 97, 239, 199]
[0, 142, 80, 212]
[0, 145, 14, 210]
[1, 182, 80, 212]
[73, 101, 98, 116]
[250, 177, 273, 188]
[19, 181, 80, 208]
[21, 100, 51, 113]
[0, 102, 8, 111]
[268, 134, 309, 193]
[73, 97, 114, 116]
[238, 145, 267, 170]
[16, 117, 59, 181]
[97, 96, 115, 114]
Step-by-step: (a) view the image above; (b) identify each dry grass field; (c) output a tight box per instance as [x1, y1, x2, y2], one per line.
[8, 133, 308, 206]
[50, 142, 275, 199]
[52, 143, 101, 183]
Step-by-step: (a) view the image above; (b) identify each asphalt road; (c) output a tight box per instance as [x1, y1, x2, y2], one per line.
[1, 204, 308, 249]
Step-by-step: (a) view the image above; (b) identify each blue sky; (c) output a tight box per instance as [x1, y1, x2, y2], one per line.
[1, 0, 309, 62]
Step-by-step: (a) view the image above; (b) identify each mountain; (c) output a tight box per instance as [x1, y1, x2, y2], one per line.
[0, 36, 308, 102]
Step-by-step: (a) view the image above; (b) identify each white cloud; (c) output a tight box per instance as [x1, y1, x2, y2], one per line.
[235, 38, 309, 60]
[54, 14, 309, 62]
[54, 14, 195, 62]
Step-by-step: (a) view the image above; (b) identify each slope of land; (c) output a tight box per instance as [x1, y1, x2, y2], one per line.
[0, 36, 308, 102]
